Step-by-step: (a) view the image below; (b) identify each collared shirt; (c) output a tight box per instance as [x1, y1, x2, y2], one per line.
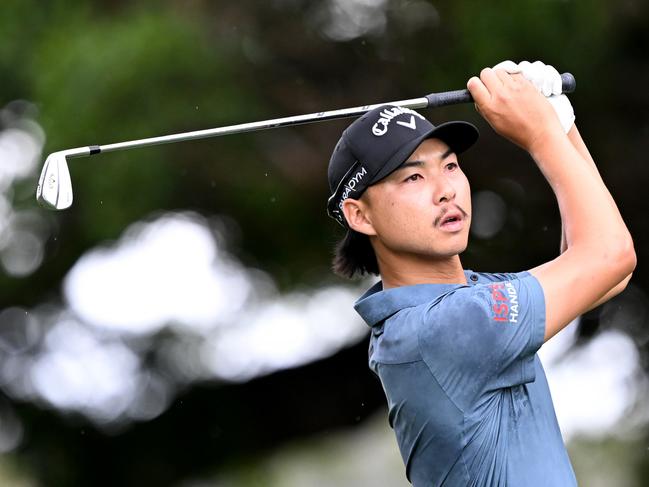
[355, 270, 577, 487]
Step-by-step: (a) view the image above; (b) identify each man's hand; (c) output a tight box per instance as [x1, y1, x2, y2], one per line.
[493, 60, 575, 133]
[467, 67, 564, 152]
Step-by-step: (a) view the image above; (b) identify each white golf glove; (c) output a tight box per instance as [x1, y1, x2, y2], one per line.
[492, 60, 575, 133]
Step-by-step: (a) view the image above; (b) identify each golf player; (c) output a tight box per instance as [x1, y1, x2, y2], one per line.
[326, 61, 636, 486]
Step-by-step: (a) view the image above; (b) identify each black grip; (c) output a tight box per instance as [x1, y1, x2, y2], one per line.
[425, 72, 576, 108]
[560, 72, 576, 93]
[425, 89, 472, 107]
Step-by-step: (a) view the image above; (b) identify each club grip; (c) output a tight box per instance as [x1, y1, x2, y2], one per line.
[560, 72, 576, 93]
[425, 72, 576, 108]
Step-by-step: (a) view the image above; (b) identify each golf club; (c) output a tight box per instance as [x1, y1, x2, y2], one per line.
[36, 73, 576, 210]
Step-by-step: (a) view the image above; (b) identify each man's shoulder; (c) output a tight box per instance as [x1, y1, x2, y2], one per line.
[468, 270, 530, 283]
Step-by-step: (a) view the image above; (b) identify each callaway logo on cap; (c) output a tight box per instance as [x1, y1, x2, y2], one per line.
[371, 106, 427, 136]
[326, 104, 479, 226]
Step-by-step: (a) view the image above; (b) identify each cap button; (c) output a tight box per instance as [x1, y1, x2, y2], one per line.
[470, 274, 479, 282]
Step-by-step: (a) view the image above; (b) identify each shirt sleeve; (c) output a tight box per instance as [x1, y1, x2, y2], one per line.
[418, 274, 546, 410]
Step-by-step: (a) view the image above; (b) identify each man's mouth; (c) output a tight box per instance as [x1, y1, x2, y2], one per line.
[436, 208, 467, 232]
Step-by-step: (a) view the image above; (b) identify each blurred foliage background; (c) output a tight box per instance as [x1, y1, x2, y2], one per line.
[0, 0, 648, 485]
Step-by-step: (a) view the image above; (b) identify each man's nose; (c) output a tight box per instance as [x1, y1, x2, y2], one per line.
[434, 176, 456, 204]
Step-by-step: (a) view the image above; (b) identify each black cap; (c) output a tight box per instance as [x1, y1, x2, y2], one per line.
[326, 104, 478, 226]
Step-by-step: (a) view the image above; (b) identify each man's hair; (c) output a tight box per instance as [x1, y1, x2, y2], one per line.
[332, 229, 379, 279]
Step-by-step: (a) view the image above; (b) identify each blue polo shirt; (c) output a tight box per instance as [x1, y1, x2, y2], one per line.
[355, 270, 577, 486]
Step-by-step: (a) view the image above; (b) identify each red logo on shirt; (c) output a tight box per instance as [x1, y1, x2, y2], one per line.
[489, 282, 519, 323]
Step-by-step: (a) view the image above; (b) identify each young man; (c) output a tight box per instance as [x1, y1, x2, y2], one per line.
[326, 61, 636, 486]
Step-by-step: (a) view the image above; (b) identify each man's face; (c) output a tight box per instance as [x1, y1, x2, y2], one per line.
[355, 138, 472, 261]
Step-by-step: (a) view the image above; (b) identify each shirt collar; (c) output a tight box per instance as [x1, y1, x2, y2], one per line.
[354, 270, 476, 327]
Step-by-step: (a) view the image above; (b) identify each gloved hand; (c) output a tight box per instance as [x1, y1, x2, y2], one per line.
[492, 60, 575, 133]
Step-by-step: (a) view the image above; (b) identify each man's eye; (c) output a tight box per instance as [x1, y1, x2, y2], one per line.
[446, 162, 459, 171]
[404, 174, 422, 182]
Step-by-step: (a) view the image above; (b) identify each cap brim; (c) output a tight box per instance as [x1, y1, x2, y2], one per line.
[369, 121, 479, 184]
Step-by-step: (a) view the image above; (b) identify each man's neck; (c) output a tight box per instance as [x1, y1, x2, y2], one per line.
[378, 253, 467, 289]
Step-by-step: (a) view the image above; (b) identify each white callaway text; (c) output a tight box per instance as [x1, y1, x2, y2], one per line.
[372, 106, 427, 136]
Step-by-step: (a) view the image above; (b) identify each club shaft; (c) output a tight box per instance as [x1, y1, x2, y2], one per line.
[65, 72, 576, 159]
[93, 97, 430, 156]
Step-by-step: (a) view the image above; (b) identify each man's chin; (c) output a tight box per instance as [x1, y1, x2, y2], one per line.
[375, 235, 469, 262]
[431, 238, 468, 258]
[408, 245, 468, 262]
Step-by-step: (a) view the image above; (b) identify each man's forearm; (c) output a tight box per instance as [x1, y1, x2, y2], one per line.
[530, 120, 627, 250]
[560, 125, 594, 253]
[558, 124, 634, 306]
[559, 125, 627, 248]
[529, 131, 626, 248]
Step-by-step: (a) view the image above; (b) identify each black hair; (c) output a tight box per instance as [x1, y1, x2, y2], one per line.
[332, 228, 379, 279]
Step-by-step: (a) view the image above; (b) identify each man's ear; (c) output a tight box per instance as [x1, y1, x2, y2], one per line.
[342, 198, 376, 236]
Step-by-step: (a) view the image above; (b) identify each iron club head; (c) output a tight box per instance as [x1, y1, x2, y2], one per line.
[36, 151, 74, 210]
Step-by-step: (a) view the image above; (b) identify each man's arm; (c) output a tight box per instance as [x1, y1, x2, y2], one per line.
[467, 68, 636, 342]
[561, 125, 634, 310]
[492, 60, 634, 306]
